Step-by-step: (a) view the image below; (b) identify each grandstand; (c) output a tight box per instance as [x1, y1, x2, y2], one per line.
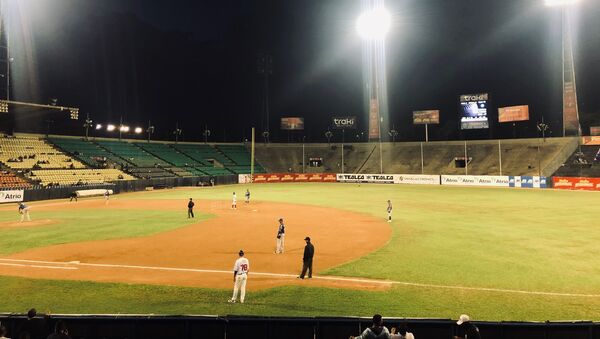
[254, 137, 578, 176]
[553, 144, 600, 177]
[0, 171, 32, 188]
[29, 169, 135, 186]
[0, 136, 86, 170]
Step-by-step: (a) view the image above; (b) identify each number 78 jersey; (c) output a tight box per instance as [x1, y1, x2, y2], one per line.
[234, 257, 249, 275]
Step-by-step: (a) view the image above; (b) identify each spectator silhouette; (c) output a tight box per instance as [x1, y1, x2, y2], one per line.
[46, 320, 70, 339]
[349, 314, 392, 339]
[0, 325, 11, 339]
[17, 309, 49, 339]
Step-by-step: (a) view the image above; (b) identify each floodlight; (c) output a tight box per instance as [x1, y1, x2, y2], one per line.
[95, 124, 102, 130]
[544, 0, 580, 6]
[134, 127, 143, 134]
[107, 124, 116, 132]
[119, 125, 130, 133]
[356, 7, 391, 40]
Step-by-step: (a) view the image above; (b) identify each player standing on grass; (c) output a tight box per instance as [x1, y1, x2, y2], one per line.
[275, 218, 285, 254]
[387, 200, 392, 223]
[232, 192, 237, 209]
[18, 203, 31, 222]
[187, 198, 195, 218]
[229, 249, 249, 303]
[245, 189, 250, 203]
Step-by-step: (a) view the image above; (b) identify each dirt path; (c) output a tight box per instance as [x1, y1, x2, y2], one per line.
[0, 198, 392, 290]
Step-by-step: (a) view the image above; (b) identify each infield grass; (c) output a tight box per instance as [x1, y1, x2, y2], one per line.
[2, 183, 600, 320]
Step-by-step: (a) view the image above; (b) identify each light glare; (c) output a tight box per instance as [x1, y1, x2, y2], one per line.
[106, 124, 116, 132]
[134, 127, 143, 134]
[119, 125, 130, 132]
[95, 124, 102, 130]
[544, 0, 580, 6]
[356, 8, 391, 40]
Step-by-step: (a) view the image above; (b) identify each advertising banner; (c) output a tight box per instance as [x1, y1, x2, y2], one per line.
[238, 174, 252, 184]
[582, 136, 600, 145]
[394, 174, 441, 185]
[0, 189, 24, 203]
[336, 173, 395, 184]
[590, 126, 600, 136]
[332, 116, 357, 129]
[498, 105, 529, 123]
[252, 173, 336, 183]
[413, 110, 440, 125]
[280, 117, 304, 130]
[552, 177, 600, 191]
[369, 99, 380, 139]
[460, 93, 489, 130]
[441, 175, 510, 187]
[508, 176, 547, 188]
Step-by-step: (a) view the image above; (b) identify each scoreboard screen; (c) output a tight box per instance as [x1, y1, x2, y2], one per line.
[460, 93, 489, 130]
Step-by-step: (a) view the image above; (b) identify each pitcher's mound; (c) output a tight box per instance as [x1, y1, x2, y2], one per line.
[0, 219, 56, 229]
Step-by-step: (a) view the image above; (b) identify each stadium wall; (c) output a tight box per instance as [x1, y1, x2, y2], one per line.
[0, 314, 598, 339]
[1, 175, 238, 203]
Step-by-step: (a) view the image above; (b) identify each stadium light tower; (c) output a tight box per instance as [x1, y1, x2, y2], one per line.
[357, 0, 391, 174]
[545, 0, 582, 137]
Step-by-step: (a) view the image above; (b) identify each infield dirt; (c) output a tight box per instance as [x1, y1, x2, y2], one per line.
[0, 198, 392, 290]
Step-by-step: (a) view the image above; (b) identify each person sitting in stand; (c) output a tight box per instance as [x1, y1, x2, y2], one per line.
[349, 314, 392, 339]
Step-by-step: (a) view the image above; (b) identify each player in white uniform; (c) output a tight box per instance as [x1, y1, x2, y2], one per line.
[18, 203, 31, 222]
[232, 192, 237, 209]
[275, 218, 285, 254]
[229, 249, 249, 303]
[387, 200, 392, 223]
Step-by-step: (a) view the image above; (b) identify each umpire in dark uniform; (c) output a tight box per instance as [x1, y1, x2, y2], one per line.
[298, 236, 314, 279]
[187, 198, 195, 218]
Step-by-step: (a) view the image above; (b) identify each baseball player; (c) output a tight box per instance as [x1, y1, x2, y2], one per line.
[275, 218, 285, 254]
[18, 203, 31, 222]
[387, 200, 392, 223]
[104, 190, 110, 205]
[187, 198, 195, 218]
[229, 249, 249, 303]
[232, 192, 237, 209]
[245, 189, 250, 204]
[69, 191, 78, 202]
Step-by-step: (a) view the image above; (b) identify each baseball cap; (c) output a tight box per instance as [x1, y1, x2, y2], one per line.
[457, 314, 470, 325]
[238, 250, 244, 256]
[304, 237, 310, 241]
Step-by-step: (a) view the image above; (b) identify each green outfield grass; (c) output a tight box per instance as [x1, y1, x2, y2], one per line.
[2, 183, 600, 321]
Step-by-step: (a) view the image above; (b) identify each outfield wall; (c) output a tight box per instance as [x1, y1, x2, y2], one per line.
[0, 175, 239, 203]
[249, 173, 549, 189]
[0, 314, 598, 339]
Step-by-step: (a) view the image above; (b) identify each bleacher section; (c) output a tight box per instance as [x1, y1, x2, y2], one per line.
[29, 169, 135, 187]
[216, 145, 266, 174]
[95, 140, 170, 168]
[170, 144, 233, 176]
[552, 145, 600, 177]
[49, 137, 130, 168]
[254, 138, 577, 176]
[0, 136, 86, 170]
[0, 171, 32, 189]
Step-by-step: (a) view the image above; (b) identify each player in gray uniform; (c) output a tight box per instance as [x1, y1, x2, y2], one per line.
[275, 218, 285, 254]
[245, 189, 250, 203]
[387, 200, 392, 223]
[18, 203, 31, 222]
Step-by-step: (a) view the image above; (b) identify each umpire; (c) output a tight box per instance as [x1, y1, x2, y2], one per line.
[298, 236, 314, 279]
[188, 198, 195, 218]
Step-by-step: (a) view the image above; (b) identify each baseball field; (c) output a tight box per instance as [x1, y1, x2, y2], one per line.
[0, 183, 599, 321]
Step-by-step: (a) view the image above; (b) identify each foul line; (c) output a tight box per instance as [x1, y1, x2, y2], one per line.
[0, 258, 598, 298]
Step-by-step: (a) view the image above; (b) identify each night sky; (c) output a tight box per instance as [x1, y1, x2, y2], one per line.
[3, 0, 600, 142]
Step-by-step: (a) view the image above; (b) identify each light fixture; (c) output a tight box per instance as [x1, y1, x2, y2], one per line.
[356, 7, 391, 40]
[119, 125, 130, 133]
[107, 124, 116, 132]
[134, 127, 143, 134]
[95, 124, 103, 130]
